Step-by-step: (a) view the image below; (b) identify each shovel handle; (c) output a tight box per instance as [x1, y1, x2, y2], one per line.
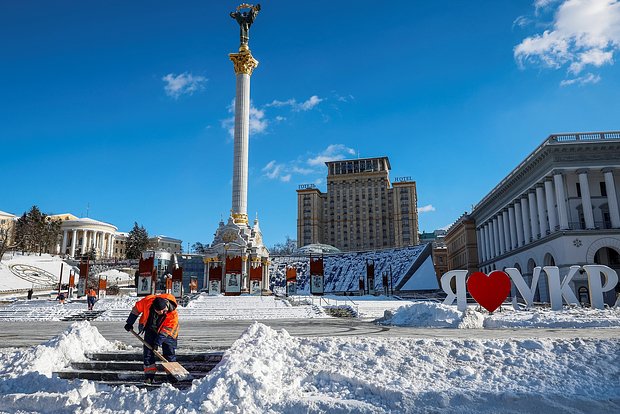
[129, 329, 169, 363]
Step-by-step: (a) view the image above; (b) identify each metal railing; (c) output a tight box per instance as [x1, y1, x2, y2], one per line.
[549, 131, 620, 142]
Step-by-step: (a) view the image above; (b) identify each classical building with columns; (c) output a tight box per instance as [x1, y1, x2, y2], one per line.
[0, 210, 17, 247]
[469, 131, 620, 305]
[52, 214, 118, 259]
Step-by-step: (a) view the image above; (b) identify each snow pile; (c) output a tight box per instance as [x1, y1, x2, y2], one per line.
[0, 321, 117, 379]
[379, 302, 484, 329]
[0, 323, 619, 412]
[380, 302, 620, 329]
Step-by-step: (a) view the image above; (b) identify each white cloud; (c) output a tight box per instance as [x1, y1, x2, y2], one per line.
[222, 99, 268, 137]
[418, 204, 436, 213]
[262, 160, 291, 182]
[514, 0, 620, 83]
[560, 72, 601, 85]
[267, 95, 323, 112]
[307, 144, 356, 166]
[162, 72, 207, 98]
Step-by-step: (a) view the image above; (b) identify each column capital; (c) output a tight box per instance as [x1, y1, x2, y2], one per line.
[576, 168, 589, 175]
[229, 50, 259, 75]
[551, 169, 565, 176]
[602, 167, 615, 174]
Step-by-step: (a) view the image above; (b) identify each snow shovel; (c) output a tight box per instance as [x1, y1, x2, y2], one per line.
[129, 329, 193, 382]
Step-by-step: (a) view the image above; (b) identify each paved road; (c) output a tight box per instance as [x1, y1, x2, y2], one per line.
[1, 319, 619, 349]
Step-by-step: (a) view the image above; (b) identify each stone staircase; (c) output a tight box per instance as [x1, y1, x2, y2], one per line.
[55, 350, 224, 389]
[60, 310, 106, 321]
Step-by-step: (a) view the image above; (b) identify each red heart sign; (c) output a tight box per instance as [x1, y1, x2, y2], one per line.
[467, 271, 511, 313]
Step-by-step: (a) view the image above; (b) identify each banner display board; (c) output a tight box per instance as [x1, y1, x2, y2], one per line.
[69, 273, 75, 288]
[225, 273, 241, 293]
[77, 277, 86, 298]
[210, 264, 222, 295]
[310, 256, 324, 295]
[165, 277, 173, 293]
[98, 277, 107, 298]
[138, 257, 155, 296]
[189, 277, 198, 293]
[250, 279, 261, 295]
[209, 279, 221, 295]
[137, 275, 153, 295]
[78, 262, 89, 297]
[286, 266, 297, 296]
[311, 274, 324, 295]
[367, 261, 375, 295]
[172, 267, 183, 298]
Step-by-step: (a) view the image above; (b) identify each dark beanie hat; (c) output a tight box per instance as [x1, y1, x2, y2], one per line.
[153, 297, 168, 311]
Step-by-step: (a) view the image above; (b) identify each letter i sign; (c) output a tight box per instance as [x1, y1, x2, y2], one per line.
[466, 271, 512, 313]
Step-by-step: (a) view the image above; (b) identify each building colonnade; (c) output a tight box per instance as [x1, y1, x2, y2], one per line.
[476, 168, 620, 264]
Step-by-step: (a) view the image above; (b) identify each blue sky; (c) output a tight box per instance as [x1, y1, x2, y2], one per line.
[2, 0, 620, 250]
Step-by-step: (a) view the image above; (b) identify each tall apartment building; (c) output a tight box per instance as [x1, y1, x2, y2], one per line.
[297, 156, 419, 252]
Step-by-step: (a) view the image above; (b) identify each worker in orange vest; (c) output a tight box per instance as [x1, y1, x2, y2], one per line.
[124, 293, 179, 384]
[86, 288, 97, 310]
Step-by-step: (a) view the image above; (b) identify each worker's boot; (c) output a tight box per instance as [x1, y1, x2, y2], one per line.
[144, 374, 155, 385]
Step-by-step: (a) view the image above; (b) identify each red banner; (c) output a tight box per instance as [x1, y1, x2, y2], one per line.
[79, 262, 89, 279]
[166, 278, 173, 290]
[310, 256, 324, 275]
[139, 256, 154, 275]
[172, 267, 183, 282]
[226, 256, 242, 273]
[250, 263, 262, 280]
[367, 262, 374, 279]
[98, 278, 107, 290]
[210, 264, 222, 279]
[69, 273, 75, 288]
[286, 266, 297, 282]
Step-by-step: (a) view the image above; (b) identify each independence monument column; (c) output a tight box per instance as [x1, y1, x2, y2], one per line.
[229, 3, 260, 226]
[204, 4, 269, 297]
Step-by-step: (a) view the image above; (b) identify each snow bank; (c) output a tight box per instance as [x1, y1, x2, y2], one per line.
[380, 302, 620, 329]
[0, 322, 619, 413]
[378, 302, 485, 329]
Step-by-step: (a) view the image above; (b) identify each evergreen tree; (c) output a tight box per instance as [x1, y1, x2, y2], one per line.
[192, 242, 209, 254]
[13, 206, 60, 254]
[125, 222, 149, 259]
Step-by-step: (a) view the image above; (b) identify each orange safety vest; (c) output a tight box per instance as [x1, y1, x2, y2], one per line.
[133, 293, 179, 339]
[87, 289, 97, 298]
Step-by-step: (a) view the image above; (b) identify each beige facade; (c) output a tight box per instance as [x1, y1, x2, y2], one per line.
[297, 156, 419, 252]
[445, 213, 479, 275]
[0, 210, 17, 248]
[113, 232, 129, 259]
[150, 235, 182, 254]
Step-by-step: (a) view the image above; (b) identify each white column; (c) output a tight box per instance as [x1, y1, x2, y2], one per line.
[484, 224, 491, 261]
[80, 230, 87, 254]
[521, 195, 531, 244]
[61, 230, 68, 255]
[97, 231, 104, 257]
[544, 179, 558, 232]
[603, 168, 620, 228]
[514, 201, 524, 247]
[577, 169, 595, 229]
[497, 215, 505, 254]
[70, 230, 77, 257]
[492, 218, 500, 258]
[232, 73, 251, 219]
[536, 185, 548, 237]
[108, 234, 115, 258]
[528, 190, 539, 240]
[553, 172, 569, 230]
[508, 206, 518, 250]
[501, 210, 510, 252]
[476, 229, 483, 262]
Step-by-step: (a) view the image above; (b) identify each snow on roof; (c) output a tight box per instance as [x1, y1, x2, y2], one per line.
[294, 243, 341, 254]
[270, 245, 437, 293]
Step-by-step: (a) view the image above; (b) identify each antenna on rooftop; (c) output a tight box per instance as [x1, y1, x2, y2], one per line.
[86, 203, 90, 218]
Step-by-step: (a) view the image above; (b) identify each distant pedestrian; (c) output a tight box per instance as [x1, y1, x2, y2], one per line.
[27, 289, 33, 300]
[57, 292, 66, 304]
[86, 288, 97, 310]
